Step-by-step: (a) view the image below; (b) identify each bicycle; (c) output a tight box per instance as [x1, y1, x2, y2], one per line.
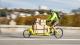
[23, 25, 63, 39]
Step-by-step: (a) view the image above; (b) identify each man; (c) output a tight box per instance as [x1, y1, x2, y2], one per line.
[46, 10, 60, 26]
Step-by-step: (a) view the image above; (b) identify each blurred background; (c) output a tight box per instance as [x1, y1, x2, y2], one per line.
[0, 0, 80, 27]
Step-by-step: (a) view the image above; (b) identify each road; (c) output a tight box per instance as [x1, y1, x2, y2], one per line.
[0, 27, 80, 45]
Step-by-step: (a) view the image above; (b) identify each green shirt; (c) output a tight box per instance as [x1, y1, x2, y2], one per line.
[47, 12, 59, 21]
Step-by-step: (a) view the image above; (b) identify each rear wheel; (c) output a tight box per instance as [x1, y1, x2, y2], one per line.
[23, 30, 31, 38]
[54, 28, 63, 38]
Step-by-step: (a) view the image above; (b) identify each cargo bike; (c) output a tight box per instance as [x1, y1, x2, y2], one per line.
[23, 18, 63, 38]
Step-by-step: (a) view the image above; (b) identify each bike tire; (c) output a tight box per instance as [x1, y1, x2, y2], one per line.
[54, 28, 63, 38]
[23, 30, 31, 38]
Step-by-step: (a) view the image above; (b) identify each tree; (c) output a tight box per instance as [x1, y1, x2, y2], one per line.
[71, 8, 80, 14]
[0, 8, 7, 17]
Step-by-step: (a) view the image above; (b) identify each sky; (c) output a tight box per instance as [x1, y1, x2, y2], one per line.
[0, 0, 80, 12]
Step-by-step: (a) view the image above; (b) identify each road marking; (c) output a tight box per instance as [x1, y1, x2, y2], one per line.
[0, 39, 80, 40]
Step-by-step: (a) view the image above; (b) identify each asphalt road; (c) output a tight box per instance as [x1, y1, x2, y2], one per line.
[0, 28, 80, 45]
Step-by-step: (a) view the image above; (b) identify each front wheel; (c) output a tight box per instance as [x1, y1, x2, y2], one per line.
[54, 28, 63, 38]
[23, 30, 31, 38]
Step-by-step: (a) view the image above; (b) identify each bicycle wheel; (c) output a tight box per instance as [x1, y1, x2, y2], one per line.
[23, 30, 31, 38]
[54, 28, 63, 38]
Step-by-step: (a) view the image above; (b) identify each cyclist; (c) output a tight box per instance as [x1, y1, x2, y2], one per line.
[46, 10, 60, 26]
